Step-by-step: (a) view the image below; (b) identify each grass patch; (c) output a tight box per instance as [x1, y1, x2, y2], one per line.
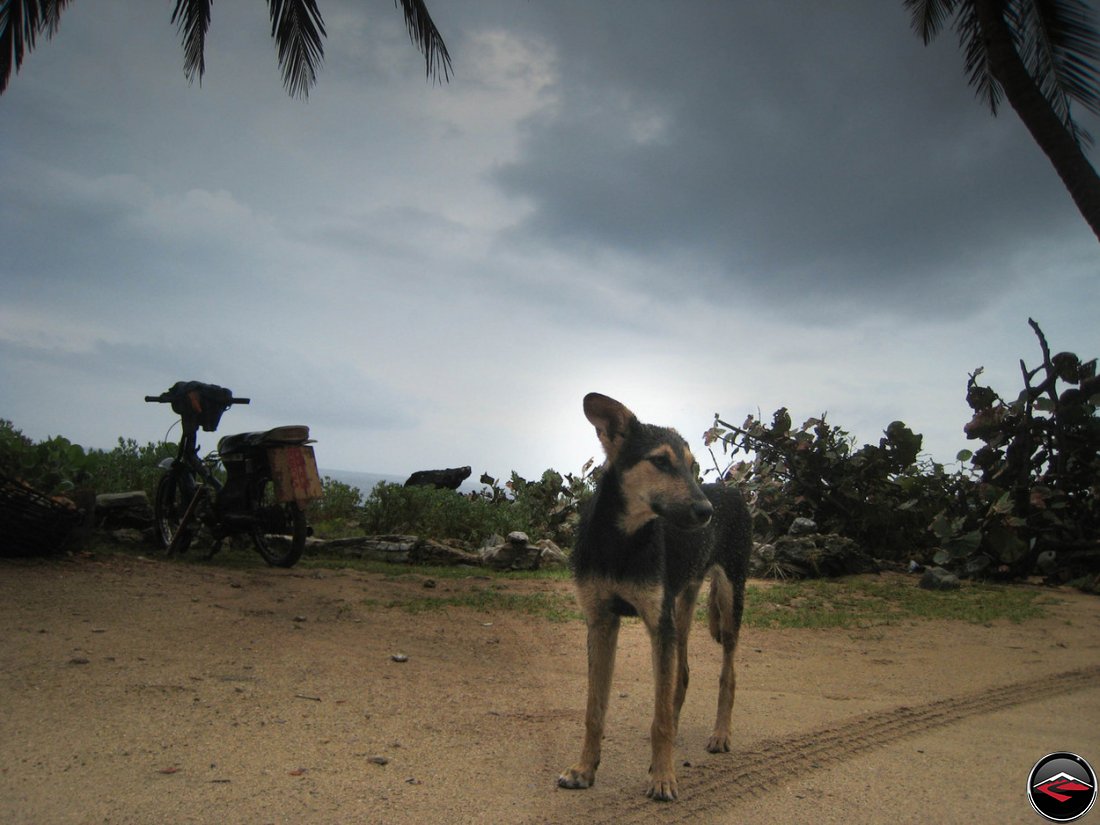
[389, 587, 580, 623]
[98, 542, 1053, 630]
[741, 577, 1053, 629]
[302, 557, 572, 582]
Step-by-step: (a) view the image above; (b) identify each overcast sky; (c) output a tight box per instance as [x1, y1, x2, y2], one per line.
[2, 0, 1098, 483]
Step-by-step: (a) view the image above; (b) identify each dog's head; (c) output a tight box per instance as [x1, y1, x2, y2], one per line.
[584, 392, 713, 534]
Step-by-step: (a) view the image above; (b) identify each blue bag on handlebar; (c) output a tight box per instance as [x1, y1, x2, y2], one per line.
[167, 381, 234, 432]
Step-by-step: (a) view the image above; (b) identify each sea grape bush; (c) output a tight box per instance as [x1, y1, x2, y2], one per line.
[1, 419, 94, 493]
[706, 320, 1098, 585]
[944, 319, 1099, 581]
[1, 421, 175, 502]
[703, 408, 954, 559]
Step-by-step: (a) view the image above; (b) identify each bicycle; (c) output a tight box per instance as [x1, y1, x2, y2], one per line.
[145, 381, 321, 567]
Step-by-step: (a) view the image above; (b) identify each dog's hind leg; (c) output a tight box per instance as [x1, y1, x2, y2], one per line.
[705, 567, 744, 753]
[558, 610, 620, 791]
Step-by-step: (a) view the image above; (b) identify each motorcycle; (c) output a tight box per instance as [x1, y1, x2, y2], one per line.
[145, 381, 322, 567]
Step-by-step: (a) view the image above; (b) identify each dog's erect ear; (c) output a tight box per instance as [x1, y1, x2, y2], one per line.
[583, 393, 636, 463]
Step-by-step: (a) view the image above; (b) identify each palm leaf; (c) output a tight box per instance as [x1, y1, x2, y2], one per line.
[3, 0, 450, 97]
[956, 1, 1005, 114]
[394, 0, 452, 82]
[0, 0, 72, 93]
[904, 0, 960, 44]
[171, 0, 211, 87]
[1014, 0, 1100, 144]
[911, 0, 1100, 147]
[269, 0, 326, 99]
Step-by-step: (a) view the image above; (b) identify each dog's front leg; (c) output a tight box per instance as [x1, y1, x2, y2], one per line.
[558, 613, 620, 790]
[672, 587, 699, 730]
[647, 624, 679, 801]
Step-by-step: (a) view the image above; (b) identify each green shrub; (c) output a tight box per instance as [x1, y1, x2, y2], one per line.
[0, 419, 94, 494]
[1, 421, 174, 501]
[357, 465, 596, 547]
[938, 319, 1099, 581]
[307, 476, 366, 537]
[706, 319, 1099, 585]
[359, 482, 518, 544]
[85, 438, 176, 502]
[705, 408, 949, 560]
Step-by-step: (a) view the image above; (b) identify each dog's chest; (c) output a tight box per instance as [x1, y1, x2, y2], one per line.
[574, 576, 666, 623]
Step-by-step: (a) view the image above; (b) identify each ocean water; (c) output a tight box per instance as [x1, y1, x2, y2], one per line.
[317, 468, 405, 495]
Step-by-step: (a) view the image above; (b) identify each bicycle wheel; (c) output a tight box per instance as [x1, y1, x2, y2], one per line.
[249, 474, 307, 567]
[154, 473, 196, 552]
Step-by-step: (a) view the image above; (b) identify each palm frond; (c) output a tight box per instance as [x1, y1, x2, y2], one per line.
[904, 0, 961, 44]
[1014, 0, 1100, 144]
[394, 0, 452, 82]
[269, 0, 326, 99]
[171, 0, 212, 86]
[956, 2, 1004, 115]
[0, 0, 73, 94]
[40, 0, 66, 33]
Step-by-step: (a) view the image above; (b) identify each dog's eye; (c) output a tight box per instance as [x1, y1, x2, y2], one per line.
[648, 454, 674, 472]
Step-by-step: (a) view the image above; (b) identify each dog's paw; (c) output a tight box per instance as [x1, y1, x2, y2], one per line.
[646, 773, 678, 802]
[705, 732, 732, 753]
[557, 766, 595, 790]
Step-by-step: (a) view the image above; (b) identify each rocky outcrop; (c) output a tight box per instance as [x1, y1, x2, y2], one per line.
[310, 535, 481, 566]
[404, 467, 472, 490]
[479, 532, 569, 571]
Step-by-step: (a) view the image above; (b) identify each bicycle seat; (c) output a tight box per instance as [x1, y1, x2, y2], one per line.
[218, 426, 311, 455]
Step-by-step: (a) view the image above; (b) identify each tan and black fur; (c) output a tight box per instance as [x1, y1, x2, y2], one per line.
[557, 393, 752, 802]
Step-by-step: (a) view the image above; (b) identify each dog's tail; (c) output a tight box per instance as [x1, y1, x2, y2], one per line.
[707, 567, 736, 645]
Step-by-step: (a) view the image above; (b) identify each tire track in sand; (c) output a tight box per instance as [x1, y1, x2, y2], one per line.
[584, 665, 1100, 824]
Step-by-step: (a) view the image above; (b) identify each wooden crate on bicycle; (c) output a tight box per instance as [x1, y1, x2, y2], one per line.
[267, 443, 323, 506]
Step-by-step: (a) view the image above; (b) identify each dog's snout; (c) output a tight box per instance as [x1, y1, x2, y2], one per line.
[692, 499, 714, 524]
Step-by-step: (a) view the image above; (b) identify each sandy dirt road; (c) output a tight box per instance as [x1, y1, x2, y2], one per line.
[1, 553, 1098, 824]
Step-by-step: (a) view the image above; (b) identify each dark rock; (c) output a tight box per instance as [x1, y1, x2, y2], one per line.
[110, 528, 146, 545]
[95, 491, 153, 529]
[750, 533, 877, 579]
[788, 517, 818, 536]
[919, 566, 961, 591]
[536, 539, 569, 569]
[480, 534, 569, 571]
[404, 467, 472, 490]
[310, 535, 480, 566]
[410, 538, 480, 566]
[481, 540, 540, 571]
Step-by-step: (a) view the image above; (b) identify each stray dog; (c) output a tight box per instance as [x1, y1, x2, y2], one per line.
[557, 393, 752, 802]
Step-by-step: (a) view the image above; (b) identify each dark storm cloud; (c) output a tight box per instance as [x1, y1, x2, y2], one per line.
[490, 0, 1094, 315]
[1, 0, 1095, 475]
